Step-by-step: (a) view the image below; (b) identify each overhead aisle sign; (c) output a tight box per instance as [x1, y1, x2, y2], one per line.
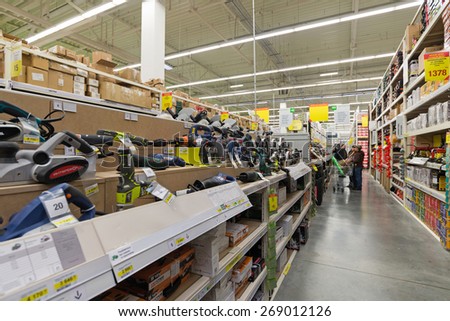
[309, 104, 328, 122]
[334, 104, 350, 124]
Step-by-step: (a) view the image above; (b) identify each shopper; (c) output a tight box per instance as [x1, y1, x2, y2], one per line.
[346, 145, 364, 191]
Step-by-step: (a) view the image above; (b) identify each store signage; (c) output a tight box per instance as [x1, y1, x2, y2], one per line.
[424, 51, 450, 82]
[361, 115, 369, 127]
[334, 104, 350, 124]
[290, 107, 295, 113]
[279, 109, 293, 127]
[255, 107, 269, 124]
[161, 92, 173, 111]
[309, 104, 329, 122]
[220, 111, 229, 121]
[10, 42, 22, 78]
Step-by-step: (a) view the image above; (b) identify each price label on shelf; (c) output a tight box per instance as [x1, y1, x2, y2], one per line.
[161, 92, 173, 111]
[20, 287, 49, 301]
[269, 193, 278, 212]
[10, 42, 22, 78]
[424, 51, 450, 82]
[220, 111, 229, 121]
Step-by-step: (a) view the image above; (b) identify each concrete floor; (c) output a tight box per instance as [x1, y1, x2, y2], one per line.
[276, 172, 450, 301]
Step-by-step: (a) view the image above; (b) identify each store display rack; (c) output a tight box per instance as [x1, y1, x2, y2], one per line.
[370, 0, 450, 250]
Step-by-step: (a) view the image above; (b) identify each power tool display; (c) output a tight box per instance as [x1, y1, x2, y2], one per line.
[184, 173, 236, 193]
[0, 100, 65, 142]
[0, 183, 96, 241]
[0, 131, 95, 184]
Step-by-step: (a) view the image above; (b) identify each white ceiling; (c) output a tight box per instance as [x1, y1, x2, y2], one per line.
[0, 0, 419, 114]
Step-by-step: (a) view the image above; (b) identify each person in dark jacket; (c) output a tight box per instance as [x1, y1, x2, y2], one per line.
[347, 145, 364, 190]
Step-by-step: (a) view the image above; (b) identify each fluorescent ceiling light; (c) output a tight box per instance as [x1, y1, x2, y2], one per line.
[230, 84, 244, 88]
[320, 72, 339, 77]
[200, 76, 382, 100]
[166, 52, 393, 89]
[26, 0, 127, 43]
[113, 63, 174, 72]
[164, 2, 420, 61]
[356, 87, 377, 91]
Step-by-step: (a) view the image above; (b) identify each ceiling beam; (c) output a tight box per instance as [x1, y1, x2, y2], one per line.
[350, 0, 359, 77]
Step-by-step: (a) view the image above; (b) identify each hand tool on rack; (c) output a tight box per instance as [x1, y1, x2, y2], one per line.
[0, 100, 65, 142]
[0, 183, 96, 241]
[0, 131, 95, 184]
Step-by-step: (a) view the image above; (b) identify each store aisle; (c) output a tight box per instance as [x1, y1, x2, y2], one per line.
[276, 172, 450, 301]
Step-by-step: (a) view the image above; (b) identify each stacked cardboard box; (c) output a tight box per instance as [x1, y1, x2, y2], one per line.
[191, 223, 228, 277]
[203, 271, 235, 301]
[226, 222, 249, 247]
[232, 256, 253, 297]
[91, 51, 116, 74]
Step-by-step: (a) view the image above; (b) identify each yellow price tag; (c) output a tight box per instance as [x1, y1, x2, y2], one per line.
[361, 115, 369, 128]
[20, 288, 49, 301]
[161, 92, 173, 111]
[312, 165, 318, 172]
[220, 112, 229, 121]
[118, 264, 134, 278]
[54, 274, 78, 292]
[175, 237, 185, 246]
[23, 134, 40, 145]
[10, 43, 22, 78]
[424, 51, 449, 82]
[52, 215, 77, 227]
[226, 253, 243, 272]
[84, 183, 99, 197]
[251, 122, 258, 130]
[269, 194, 278, 212]
[283, 262, 291, 275]
[446, 132, 450, 144]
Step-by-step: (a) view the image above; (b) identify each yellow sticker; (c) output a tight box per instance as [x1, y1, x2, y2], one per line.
[446, 132, 450, 144]
[161, 92, 173, 111]
[84, 183, 99, 197]
[175, 237, 185, 246]
[52, 215, 77, 227]
[226, 253, 243, 272]
[20, 288, 49, 301]
[312, 165, 318, 172]
[220, 112, 229, 121]
[117, 264, 134, 278]
[10, 43, 22, 78]
[54, 274, 78, 292]
[269, 194, 278, 212]
[424, 51, 449, 82]
[283, 263, 292, 275]
[23, 135, 40, 145]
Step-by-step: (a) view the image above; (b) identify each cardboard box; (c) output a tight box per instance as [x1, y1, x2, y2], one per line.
[191, 235, 221, 258]
[74, 88, 85, 96]
[49, 61, 77, 75]
[166, 245, 195, 281]
[132, 257, 174, 292]
[226, 222, 249, 246]
[12, 65, 26, 82]
[87, 85, 99, 94]
[191, 253, 219, 277]
[404, 24, 421, 52]
[74, 75, 85, 84]
[48, 70, 74, 93]
[74, 81, 86, 92]
[26, 66, 48, 87]
[83, 56, 90, 65]
[76, 54, 83, 63]
[99, 81, 121, 102]
[232, 256, 252, 284]
[87, 78, 99, 87]
[92, 51, 116, 67]
[88, 71, 96, 78]
[204, 222, 226, 238]
[95, 288, 145, 301]
[48, 45, 66, 56]
[204, 281, 234, 301]
[92, 63, 114, 74]
[65, 49, 77, 60]
[419, 45, 444, 73]
[87, 91, 101, 99]
[118, 68, 141, 82]
[22, 54, 49, 71]
[277, 215, 293, 237]
[77, 68, 88, 78]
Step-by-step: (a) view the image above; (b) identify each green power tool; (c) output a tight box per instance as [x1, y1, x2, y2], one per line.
[116, 146, 154, 210]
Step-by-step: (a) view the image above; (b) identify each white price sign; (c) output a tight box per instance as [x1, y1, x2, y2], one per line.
[43, 195, 70, 219]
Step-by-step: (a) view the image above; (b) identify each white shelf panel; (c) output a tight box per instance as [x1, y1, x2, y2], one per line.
[93, 182, 251, 282]
[175, 221, 267, 301]
[8, 82, 159, 116]
[390, 191, 404, 206]
[405, 121, 450, 137]
[405, 178, 446, 202]
[0, 222, 112, 301]
[240, 179, 270, 196]
[404, 73, 425, 95]
[270, 183, 311, 223]
[237, 267, 267, 301]
[402, 81, 450, 118]
[270, 249, 298, 301]
[276, 201, 311, 258]
[391, 181, 404, 191]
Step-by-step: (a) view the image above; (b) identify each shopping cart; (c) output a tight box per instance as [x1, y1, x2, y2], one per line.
[331, 156, 350, 193]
